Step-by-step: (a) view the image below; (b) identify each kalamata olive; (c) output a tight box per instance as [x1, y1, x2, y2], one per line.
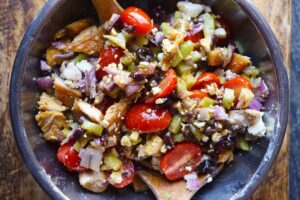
[73, 128, 84, 140]
[163, 132, 175, 148]
[130, 72, 147, 81]
[214, 133, 237, 153]
[197, 159, 218, 174]
[150, 5, 168, 24]
[204, 127, 216, 136]
[136, 47, 154, 62]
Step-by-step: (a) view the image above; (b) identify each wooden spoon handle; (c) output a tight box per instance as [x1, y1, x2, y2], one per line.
[91, 0, 123, 22]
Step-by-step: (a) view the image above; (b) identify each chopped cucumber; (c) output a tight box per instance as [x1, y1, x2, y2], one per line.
[237, 137, 250, 151]
[180, 41, 195, 58]
[190, 51, 202, 62]
[177, 77, 188, 96]
[172, 51, 183, 67]
[103, 148, 122, 171]
[136, 35, 149, 46]
[203, 13, 215, 38]
[82, 120, 103, 136]
[73, 135, 92, 152]
[190, 125, 204, 141]
[168, 115, 182, 134]
[172, 133, 185, 143]
[161, 22, 173, 36]
[176, 62, 194, 76]
[222, 88, 235, 110]
[127, 63, 137, 72]
[199, 97, 216, 107]
[181, 73, 196, 90]
[107, 87, 121, 99]
[104, 33, 126, 49]
[238, 88, 254, 108]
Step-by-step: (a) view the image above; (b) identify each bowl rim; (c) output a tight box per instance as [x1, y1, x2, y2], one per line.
[9, 0, 289, 199]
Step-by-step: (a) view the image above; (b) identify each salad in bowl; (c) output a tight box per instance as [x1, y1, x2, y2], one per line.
[34, 1, 270, 193]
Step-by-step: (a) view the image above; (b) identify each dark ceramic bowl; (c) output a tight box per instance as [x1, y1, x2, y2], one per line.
[9, 0, 289, 199]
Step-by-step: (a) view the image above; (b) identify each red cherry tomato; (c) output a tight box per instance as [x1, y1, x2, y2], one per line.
[125, 104, 171, 133]
[145, 69, 177, 104]
[223, 76, 252, 99]
[216, 17, 232, 46]
[57, 141, 85, 172]
[96, 47, 124, 80]
[184, 32, 204, 43]
[160, 143, 202, 181]
[111, 158, 135, 188]
[191, 72, 221, 90]
[120, 7, 153, 35]
[190, 90, 209, 99]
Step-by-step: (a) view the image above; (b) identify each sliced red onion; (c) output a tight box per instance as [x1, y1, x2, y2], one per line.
[125, 84, 143, 96]
[51, 41, 65, 50]
[103, 14, 120, 32]
[79, 146, 104, 172]
[190, 23, 204, 35]
[213, 106, 228, 120]
[40, 60, 51, 72]
[223, 44, 235, 67]
[149, 31, 165, 46]
[184, 172, 200, 191]
[248, 98, 262, 111]
[85, 69, 97, 99]
[36, 76, 53, 90]
[104, 67, 133, 89]
[259, 80, 270, 98]
[53, 51, 75, 59]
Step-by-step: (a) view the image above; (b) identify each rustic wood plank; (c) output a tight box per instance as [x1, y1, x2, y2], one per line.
[0, 0, 290, 199]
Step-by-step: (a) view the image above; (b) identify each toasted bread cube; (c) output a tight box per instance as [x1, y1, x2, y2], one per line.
[228, 53, 251, 73]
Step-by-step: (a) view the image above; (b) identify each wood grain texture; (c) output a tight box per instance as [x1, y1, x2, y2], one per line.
[0, 0, 290, 199]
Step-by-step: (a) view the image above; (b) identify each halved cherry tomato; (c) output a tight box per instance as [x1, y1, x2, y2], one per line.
[223, 76, 252, 99]
[184, 32, 204, 43]
[216, 17, 232, 46]
[111, 158, 135, 188]
[160, 143, 202, 181]
[96, 47, 124, 80]
[120, 7, 153, 35]
[125, 104, 171, 133]
[191, 72, 221, 90]
[57, 141, 85, 172]
[145, 69, 177, 104]
[190, 90, 209, 99]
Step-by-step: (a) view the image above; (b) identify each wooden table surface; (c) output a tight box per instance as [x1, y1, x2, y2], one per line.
[0, 0, 290, 199]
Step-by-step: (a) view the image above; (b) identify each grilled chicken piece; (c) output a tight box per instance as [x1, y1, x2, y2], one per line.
[46, 47, 70, 67]
[79, 171, 109, 193]
[38, 92, 68, 112]
[35, 111, 67, 141]
[72, 100, 104, 124]
[69, 26, 105, 56]
[132, 176, 148, 192]
[102, 98, 130, 135]
[54, 76, 81, 107]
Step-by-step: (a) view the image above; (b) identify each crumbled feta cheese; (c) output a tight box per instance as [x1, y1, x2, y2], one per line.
[185, 166, 192, 171]
[206, 83, 219, 96]
[155, 98, 165, 104]
[206, 176, 213, 183]
[109, 171, 123, 185]
[160, 145, 167, 153]
[61, 62, 82, 81]
[152, 87, 162, 95]
[76, 60, 94, 72]
[214, 28, 227, 38]
[144, 136, 163, 156]
[177, 1, 204, 18]
[248, 112, 266, 137]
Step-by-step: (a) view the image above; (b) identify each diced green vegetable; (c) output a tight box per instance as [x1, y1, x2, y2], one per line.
[107, 87, 121, 99]
[104, 33, 126, 49]
[129, 131, 142, 145]
[243, 66, 260, 78]
[74, 54, 86, 64]
[103, 148, 122, 171]
[180, 41, 195, 58]
[238, 88, 254, 108]
[168, 115, 182, 134]
[62, 128, 71, 138]
[82, 120, 103, 136]
[73, 135, 92, 152]
[176, 62, 194, 76]
[161, 22, 173, 36]
[203, 13, 215, 38]
[175, 11, 183, 20]
[127, 63, 137, 72]
[190, 51, 202, 62]
[237, 137, 250, 151]
[177, 77, 188, 96]
[172, 133, 185, 143]
[172, 51, 183, 67]
[181, 73, 197, 90]
[199, 97, 216, 107]
[200, 37, 212, 52]
[136, 35, 149, 46]
[222, 88, 235, 110]
[190, 125, 204, 141]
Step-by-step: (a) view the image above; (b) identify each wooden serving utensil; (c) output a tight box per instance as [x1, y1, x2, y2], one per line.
[138, 165, 223, 200]
[91, 0, 124, 22]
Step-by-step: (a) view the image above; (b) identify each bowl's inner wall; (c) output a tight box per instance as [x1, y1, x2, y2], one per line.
[19, 0, 278, 199]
